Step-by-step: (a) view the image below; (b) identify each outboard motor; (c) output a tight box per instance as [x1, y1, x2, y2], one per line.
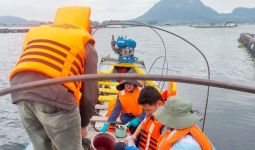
[111, 35, 137, 63]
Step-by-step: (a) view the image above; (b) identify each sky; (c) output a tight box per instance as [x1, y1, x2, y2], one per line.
[0, 0, 255, 22]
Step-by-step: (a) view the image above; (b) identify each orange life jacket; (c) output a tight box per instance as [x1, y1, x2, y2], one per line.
[157, 125, 213, 150]
[9, 7, 95, 104]
[118, 87, 143, 116]
[161, 82, 177, 101]
[139, 115, 164, 150]
[106, 125, 131, 135]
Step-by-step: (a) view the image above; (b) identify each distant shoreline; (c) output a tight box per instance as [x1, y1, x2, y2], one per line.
[0, 28, 29, 33]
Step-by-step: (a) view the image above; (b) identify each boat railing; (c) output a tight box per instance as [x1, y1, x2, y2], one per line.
[1, 74, 255, 96]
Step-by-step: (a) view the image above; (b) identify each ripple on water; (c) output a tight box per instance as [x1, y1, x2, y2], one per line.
[0, 142, 26, 150]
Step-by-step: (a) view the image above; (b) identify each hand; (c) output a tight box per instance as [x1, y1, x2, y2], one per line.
[124, 137, 128, 144]
[124, 134, 137, 144]
[124, 146, 139, 150]
[131, 134, 137, 141]
[100, 123, 109, 133]
[127, 118, 140, 127]
[81, 127, 88, 138]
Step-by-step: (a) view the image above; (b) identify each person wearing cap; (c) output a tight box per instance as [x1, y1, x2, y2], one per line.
[155, 97, 216, 150]
[9, 6, 98, 150]
[101, 80, 146, 133]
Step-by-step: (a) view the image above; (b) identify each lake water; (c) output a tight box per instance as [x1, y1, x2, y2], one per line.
[0, 25, 255, 150]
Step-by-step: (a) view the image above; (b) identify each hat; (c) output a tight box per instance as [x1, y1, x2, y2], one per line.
[154, 97, 202, 129]
[116, 80, 142, 91]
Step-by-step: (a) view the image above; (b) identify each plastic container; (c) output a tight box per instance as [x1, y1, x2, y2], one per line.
[115, 125, 127, 138]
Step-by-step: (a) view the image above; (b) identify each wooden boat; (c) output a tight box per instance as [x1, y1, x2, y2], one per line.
[5, 23, 254, 150]
[90, 36, 161, 133]
[24, 33, 166, 150]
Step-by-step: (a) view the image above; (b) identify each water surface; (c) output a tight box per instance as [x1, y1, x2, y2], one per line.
[0, 25, 255, 150]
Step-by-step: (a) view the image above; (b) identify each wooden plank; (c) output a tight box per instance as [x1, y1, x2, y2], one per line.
[98, 95, 116, 102]
[90, 116, 121, 124]
[99, 81, 119, 86]
[98, 71, 110, 74]
[99, 88, 118, 94]
[95, 104, 108, 110]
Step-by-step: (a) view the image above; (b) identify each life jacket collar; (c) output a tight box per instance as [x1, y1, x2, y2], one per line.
[54, 6, 91, 31]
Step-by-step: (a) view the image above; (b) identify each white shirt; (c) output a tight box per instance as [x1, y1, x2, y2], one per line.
[170, 135, 216, 150]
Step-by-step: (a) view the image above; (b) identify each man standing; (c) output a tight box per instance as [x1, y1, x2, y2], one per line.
[9, 6, 98, 150]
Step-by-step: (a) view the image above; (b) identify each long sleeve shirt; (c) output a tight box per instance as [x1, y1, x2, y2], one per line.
[107, 97, 122, 123]
[79, 44, 99, 127]
[10, 43, 98, 127]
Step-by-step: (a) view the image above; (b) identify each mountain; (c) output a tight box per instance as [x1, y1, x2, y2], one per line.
[0, 16, 42, 26]
[136, 0, 255, 24]
[222, 8, 255, 23]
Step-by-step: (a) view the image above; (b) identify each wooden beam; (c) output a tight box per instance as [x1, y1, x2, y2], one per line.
[95, 104, 108, 110]
[90, 116, 121, 123]
[99, 88, 118, 94]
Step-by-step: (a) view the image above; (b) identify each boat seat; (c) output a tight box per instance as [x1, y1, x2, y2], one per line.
[98, 95, 116, 102]
[95, 104, 108, 110]
[99, 81, 119, 86]
[99, 88, 118, 94]
[98, 71, 111, 74]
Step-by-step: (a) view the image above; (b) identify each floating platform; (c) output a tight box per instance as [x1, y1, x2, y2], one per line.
[190, 22, 238, 28]
[238, 33, 255, 55]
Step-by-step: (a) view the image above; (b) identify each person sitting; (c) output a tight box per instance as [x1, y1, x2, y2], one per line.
[155, 97, 216, 150]
[101, 80, 146, 133]
[130, 86, 166, 150]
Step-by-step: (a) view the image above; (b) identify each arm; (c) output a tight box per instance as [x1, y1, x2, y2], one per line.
[107, 97, 122, 124]
[132, 119, 145, 140]
[137, 111, 146, 121]
[80, 43, 99, 127]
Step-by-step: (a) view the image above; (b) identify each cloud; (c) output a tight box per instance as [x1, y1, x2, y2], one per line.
[0, 0, 160, 22]
[86, 0, 161, 21]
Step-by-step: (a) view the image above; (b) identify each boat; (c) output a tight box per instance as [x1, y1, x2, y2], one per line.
[1, 22, 255, 150]
[90, 35, 163, 134]
[25, 29, 166, 150]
